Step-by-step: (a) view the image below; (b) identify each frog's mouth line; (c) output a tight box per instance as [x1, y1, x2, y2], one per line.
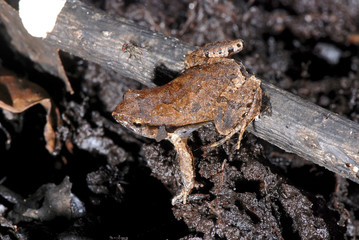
[113, 111, 212, 140]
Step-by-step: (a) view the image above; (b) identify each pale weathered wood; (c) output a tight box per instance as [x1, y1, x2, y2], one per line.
[45, 0, 359, 183]
[45, 0, 189, 88]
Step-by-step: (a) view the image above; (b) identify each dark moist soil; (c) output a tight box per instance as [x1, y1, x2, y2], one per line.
[1, 0, 359, 239]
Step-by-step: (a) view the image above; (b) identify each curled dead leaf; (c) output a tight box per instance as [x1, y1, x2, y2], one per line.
[0, 69, 61, 153]
[348, 33, 359, 45]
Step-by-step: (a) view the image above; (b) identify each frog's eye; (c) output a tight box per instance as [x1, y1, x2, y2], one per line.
[133, 122, 142, 127]
[236, 43, 242, 48]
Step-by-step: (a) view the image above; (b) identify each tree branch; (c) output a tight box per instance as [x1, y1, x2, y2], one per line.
[43, 0, 359, 183]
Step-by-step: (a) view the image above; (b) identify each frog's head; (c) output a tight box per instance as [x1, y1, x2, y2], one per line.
[112, 89, 160, 139]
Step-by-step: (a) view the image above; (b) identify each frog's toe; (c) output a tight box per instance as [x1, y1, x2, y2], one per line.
[171, 191, 185, 205]
[201, 141, 224, 157]
[194, 180, 203, 189]
[236, 140, 242, 149]
[171, 188, 190, 205]
[171, 180, 203, 205]
[201, 145, 212, 157]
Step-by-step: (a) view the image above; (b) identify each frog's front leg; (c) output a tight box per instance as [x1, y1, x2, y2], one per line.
[209, 123, 247, 149]
[167, 132, 196, 205]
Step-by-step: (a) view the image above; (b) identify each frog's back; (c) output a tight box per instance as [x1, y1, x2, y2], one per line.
[142, 61, 243, 127]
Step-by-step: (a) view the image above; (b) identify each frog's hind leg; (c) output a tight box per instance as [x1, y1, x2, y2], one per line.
[168, 132, 198, 205]
[209, 80, 262, 150]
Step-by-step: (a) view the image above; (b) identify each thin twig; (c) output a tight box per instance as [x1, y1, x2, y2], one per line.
[44, 0, 359, 184]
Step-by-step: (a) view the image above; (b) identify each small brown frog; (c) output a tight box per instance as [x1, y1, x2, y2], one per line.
[112, 39, 262, 204]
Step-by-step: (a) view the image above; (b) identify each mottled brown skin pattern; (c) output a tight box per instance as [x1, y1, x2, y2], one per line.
[113, 39, 262, 204]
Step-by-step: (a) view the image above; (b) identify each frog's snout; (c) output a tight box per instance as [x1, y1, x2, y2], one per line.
[112, 110, 121, 123]
[112, 103, 127, 123]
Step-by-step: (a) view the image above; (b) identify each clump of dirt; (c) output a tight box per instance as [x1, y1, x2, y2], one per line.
[143, 124, 343, 239]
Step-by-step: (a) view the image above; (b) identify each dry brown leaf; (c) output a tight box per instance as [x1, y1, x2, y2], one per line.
[0, 69, 61, 153]
[348, 33, 359, 45]
[0, 0, 73, 93]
